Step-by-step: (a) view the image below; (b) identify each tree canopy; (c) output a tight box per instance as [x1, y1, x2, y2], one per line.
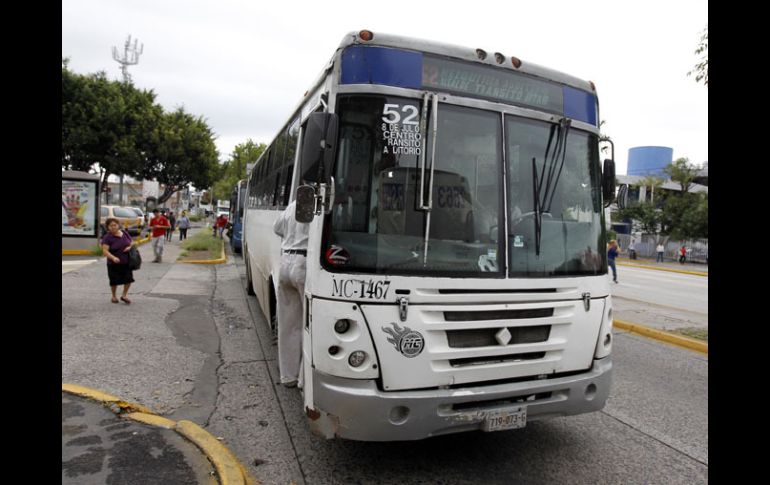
[212, 139, 266, 202]
[688, 25, 708, 86]
[616, 158, 707, 239]
[62, 60, 220, 203]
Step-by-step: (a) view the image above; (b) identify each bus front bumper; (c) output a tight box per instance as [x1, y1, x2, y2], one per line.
[308, 357, 612, 441]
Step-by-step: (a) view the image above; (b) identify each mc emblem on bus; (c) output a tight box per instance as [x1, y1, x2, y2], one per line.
[382, 322, 424, 358]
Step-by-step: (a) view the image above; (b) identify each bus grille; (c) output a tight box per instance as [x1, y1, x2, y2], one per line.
[446, 325, 551, 348]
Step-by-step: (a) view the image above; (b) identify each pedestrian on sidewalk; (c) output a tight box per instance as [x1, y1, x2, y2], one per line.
[101, 218, 135, 304]
[149, 209, 171, 263]
[679, 245, 687, 264]
[215, 213, 228, 239]
[273, 199, 309, 388]
[656, 242, 665, 262]
[166, 211, 177, 242]
[607, 239, 619, 283]
[628, 239, 637, 260]
[177, 210, 190, 241]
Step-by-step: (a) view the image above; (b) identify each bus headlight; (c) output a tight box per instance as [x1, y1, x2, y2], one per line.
[348, 351, 367, 367]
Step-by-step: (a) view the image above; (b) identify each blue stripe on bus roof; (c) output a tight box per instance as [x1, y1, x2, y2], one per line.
[341, 45, 598, 126]
[563, 86, 598, 126]
[341, 45, 423, 88]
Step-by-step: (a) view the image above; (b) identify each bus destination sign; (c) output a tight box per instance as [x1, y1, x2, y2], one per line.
[422, 55, 563, 113]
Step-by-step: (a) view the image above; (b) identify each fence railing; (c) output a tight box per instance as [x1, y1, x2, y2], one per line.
[615, 234, 708, 263]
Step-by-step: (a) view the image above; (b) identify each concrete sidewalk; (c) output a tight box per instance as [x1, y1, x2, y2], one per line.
[62, 228, 257, 484]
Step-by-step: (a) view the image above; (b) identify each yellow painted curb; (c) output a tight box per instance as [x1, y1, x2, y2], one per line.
[63, 234, 151, 255]
[62, 384, 258, 485]
[62, 383, 154, 414]
[616, 260, 708, 277]
[62, 249, 94, 255]
[176, 420, 258, 485]
[613, 319, 708, 355]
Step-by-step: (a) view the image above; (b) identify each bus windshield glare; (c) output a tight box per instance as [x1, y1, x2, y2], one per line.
[323, 94, 604, 277]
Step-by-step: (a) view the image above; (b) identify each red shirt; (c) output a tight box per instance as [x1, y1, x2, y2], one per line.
[150, 215, 170, 238]
[216, 216, 228, 228]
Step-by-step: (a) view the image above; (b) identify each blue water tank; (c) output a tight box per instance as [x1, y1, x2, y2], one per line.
[627, 146, 673, 177]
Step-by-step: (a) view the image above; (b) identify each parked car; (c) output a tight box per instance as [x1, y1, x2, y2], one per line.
[128, 207, 146, 232]
[100, 205, 144, 236]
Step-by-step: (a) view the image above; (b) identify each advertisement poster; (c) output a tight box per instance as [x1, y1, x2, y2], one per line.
[62, 179, 97, 236]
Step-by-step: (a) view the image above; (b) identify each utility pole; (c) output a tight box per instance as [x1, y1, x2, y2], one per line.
[112, 35, 143, 84]
[112, 35, 144, 206]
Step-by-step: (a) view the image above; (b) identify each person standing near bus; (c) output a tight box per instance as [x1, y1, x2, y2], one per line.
[149, 209, 171, 263]
[607, 239, 619, 283]
[272, 199, 309, 388]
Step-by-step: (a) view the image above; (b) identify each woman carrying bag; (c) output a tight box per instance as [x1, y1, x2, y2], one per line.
[101, 217, 136, 304]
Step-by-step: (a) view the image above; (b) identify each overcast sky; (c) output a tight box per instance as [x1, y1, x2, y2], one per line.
[62, 0, 708, 175]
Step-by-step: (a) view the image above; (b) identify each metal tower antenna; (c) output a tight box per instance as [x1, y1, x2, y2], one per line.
[112, 35, 143, 83]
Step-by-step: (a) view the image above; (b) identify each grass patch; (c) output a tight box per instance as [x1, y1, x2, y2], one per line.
[178, 231, 223, 261]
[672, 327, 708, 342]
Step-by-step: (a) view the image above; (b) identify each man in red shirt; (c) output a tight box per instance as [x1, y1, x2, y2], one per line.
[215, 214, 228, 239]
[149, 209, 171, 262]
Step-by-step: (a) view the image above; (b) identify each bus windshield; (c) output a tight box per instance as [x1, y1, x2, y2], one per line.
[323, 94, 604, 277]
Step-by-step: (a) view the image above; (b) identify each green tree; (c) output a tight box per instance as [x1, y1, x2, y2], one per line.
[639, 175, 665, 206]
[660, 192, 706, 239]
[688, 25, 708, 86]
[143, 108, 220, 204]
[658, 158, 708, 239]
[212, 139, 266, 201]
[62, 60, 162, 188]
[664, 157, 701, 194]
[617, 202, 661, 234]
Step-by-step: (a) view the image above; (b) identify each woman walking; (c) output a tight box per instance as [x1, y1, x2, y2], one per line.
[101, 217, 136, 304]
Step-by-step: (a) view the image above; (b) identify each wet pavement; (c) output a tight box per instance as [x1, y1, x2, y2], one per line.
[62, 392, 217, 485]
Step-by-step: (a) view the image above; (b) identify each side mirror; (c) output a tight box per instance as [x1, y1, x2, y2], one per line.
[300, 112, 338, 184]
[616, 184, 629, 210]
[295, 185, 316, 223]
[602, 159, 616, 207]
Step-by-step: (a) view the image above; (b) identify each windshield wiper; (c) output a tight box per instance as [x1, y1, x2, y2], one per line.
[531, 118, 571, 256]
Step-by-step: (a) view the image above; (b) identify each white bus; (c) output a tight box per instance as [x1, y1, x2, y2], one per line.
[243, 30, 616, 441]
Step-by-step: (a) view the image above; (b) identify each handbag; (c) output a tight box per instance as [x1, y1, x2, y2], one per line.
[128, 246, 142, 270]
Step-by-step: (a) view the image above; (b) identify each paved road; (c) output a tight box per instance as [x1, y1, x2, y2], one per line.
[231, 253, 708, 484]
[611, 265, 708, 332]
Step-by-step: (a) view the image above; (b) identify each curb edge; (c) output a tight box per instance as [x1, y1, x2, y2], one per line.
[613, 319, 708, 355]
[61, 384, 257, 485]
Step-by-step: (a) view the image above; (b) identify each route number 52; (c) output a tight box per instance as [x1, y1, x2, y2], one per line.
[382, 104, 419, 125]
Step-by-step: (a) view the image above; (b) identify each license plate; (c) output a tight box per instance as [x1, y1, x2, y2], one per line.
[482, 407, 527, 432]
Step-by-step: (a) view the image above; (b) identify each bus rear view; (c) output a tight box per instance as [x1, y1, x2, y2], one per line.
[243, 30, 616, 441]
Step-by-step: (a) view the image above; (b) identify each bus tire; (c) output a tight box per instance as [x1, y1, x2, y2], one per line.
[245, 251, 256, 296]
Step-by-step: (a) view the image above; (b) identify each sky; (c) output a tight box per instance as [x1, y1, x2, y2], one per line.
[62, 0, 708, 176]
